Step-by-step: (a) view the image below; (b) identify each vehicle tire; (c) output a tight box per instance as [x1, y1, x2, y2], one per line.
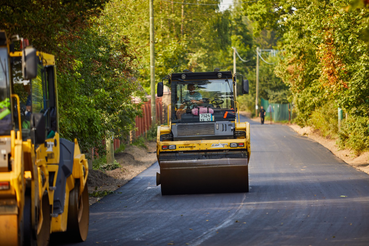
[22, 194, 33, 246]
[67, 180, 89, 242]
[161, 185, 169, 196]
[245, 167, 249, 192]
[36, 195, 50, 246]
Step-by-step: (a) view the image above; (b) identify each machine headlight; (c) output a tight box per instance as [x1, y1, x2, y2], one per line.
[217, 73, 222, 78]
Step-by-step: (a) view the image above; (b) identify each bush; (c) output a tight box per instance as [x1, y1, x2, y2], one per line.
[132, 136, 147, 149]
[238, 94, 255, 114]
[308, 103, 338, 139]
[114, 143, 126, 154]
[146, 125, 157, 141]
[338, 116, 369, 154]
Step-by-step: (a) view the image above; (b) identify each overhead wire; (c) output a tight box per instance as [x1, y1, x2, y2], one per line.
[159, 0, 258, 6]
[257, 50, 276, 65]
[232, 47, 250, 63]
[159, 0, 227, 6]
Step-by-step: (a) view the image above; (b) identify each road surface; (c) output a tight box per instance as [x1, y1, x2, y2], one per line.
[57, 116, 369, 245]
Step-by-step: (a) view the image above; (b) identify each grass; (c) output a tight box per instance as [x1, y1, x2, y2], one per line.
[131, 125, 157, 149]
[132, 136, 147, 149]
[92, 156, 120, 171]
[89, 190, 114, 197]
[114, 143, 126, 153]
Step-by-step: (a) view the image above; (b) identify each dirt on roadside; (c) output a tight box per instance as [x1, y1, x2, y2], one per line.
[87, 141, 157, 205]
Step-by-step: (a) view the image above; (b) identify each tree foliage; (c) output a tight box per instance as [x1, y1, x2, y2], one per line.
[0, 0, 107, 56]
[57, 25, 143, 153]
[1, 0, 294, 151]
[99, 0, 255, 93]
[243, 0, 369, 151]
[1, 0, 143, 153]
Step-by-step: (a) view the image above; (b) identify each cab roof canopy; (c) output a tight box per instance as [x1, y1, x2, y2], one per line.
[171, 71, 232, 81]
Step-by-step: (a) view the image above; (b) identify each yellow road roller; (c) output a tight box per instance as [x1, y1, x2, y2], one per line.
[156, 71, 251, 195]
[0, 30, 89, 245]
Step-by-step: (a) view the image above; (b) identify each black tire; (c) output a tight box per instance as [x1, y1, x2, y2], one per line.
[245, 167, 249, 192]
[36, 195, 50, 246]
[22, 195, 33, 246]
[161, 185, 170, 196]
[67, 181, 89, 242]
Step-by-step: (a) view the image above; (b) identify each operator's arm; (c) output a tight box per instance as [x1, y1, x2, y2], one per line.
[190, 99, 203, 104]
[190, 92, 203, 104]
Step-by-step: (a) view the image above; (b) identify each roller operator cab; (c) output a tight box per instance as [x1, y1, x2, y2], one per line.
[156, 71, 251, 195]
[0, 30, 89, 245]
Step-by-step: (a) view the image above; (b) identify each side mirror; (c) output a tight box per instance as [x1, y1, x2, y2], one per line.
[30, 113, 46, 145]
[157, 82, 163, 97]
[242, 79, 249, 94]
[22, 46, 38, 80]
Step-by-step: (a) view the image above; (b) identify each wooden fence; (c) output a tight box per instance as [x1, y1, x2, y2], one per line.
[112, 95, 169, 151]
[89, 90, 171, 167]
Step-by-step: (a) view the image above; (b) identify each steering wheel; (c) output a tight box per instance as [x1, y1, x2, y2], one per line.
[20, 104, 27, 116]
[182, 98, 197, 109]
[211, 98, 224, 106]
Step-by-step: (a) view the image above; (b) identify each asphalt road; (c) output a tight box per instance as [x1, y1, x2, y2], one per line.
[59, 116, 369, 246]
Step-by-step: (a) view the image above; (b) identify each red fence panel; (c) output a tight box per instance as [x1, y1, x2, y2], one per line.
[95, 96, 166, 155]
[132, 97, 164, 139]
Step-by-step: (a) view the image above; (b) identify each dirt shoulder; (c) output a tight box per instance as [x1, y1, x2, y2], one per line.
[243, 112, 369, 175]
[87, 141, 157, 205]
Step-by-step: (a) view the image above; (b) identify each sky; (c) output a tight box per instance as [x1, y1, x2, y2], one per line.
[219, 0, 234, 11]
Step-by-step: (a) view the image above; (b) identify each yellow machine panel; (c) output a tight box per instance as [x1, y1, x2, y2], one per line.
[0, 30, 89, 245]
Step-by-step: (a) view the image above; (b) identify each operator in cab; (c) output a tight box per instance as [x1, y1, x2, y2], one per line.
[176, 83, 203, 119]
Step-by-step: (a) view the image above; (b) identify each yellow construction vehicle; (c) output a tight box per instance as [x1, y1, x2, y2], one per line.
[156, 71, 250, 195]
[0, 30, 89, 245]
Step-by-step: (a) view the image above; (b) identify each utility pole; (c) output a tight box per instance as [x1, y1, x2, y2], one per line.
[233, 47, 237, 97]
[255, 47, 259, 113]
[181, 1, 184, 36]
[150, 0, 156, 127]
[233, 47, 236, 75]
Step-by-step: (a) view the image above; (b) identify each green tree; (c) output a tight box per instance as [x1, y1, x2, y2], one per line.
[1, 1, 144, 153]
[58, 25, 143, 153]
[243, 0, 369, 151]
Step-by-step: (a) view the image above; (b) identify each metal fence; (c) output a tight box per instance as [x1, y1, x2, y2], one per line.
[260, 98, 292, 122]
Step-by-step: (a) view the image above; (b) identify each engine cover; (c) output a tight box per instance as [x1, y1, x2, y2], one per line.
[171, 121, 235, 140]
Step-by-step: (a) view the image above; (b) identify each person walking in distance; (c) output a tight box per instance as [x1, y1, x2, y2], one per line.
[259, 106, 266, 124]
